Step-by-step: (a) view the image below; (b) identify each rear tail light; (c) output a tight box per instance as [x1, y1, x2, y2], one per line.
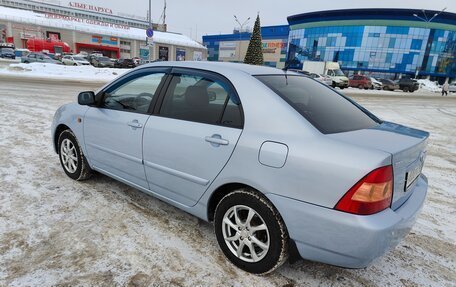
[335, 166, 393, 215]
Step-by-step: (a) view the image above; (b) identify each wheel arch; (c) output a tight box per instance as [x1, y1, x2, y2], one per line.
[207, 182, 281, 223]
[53, 124, 71, 153]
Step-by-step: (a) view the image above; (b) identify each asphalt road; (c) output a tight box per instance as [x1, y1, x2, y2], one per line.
[0, 78, 455, 286]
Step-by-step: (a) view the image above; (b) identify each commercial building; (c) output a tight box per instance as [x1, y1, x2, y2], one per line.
[287, 9, 456, 81]
[0, 2, 206, 61]
[203, 25, 289, 68]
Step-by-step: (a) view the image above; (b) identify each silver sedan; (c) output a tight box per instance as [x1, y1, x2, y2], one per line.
[52, 62, 429, 274]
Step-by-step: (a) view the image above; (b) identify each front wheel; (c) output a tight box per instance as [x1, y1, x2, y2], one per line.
[58, 129, 92, 181]
[214, 189, 288, 274]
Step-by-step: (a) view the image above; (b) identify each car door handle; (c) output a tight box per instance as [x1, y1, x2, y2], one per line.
[127, 120, 143, 129]
[205, 134, 229, 146]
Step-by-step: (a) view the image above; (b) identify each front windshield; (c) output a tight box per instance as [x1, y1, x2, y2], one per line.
[332, 69, 345, 76]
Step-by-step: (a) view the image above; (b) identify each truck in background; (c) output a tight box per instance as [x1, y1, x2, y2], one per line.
[302, 61, 349, 89]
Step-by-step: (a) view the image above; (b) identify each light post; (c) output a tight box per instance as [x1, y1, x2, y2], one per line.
[148, 0, 153, 61]
[234, 15, 250, 62]
[413, 7, 447, 22]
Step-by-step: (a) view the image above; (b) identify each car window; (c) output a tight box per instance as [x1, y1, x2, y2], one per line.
[255, 75, 380, 134]
[29, 54, 36, 58]
[160, 73, 242, 128]
[102, 73, 166, 114]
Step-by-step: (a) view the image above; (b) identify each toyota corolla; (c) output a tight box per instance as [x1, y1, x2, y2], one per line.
[52, 62, 429, 274]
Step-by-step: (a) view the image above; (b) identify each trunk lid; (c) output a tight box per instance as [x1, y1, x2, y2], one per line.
[328, 122, 429, 210]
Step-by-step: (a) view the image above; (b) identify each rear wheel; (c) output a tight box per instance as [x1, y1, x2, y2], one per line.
[403, 86, 409, 92]
[214, 189, 288, 274]
[358, 84, 364, 89]
[58, 129, 92, 181]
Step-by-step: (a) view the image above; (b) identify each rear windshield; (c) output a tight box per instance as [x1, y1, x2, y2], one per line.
[255, 75, 380, 134]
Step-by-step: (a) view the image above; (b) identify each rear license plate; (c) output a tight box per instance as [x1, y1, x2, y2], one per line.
[406, 162, 423, 189]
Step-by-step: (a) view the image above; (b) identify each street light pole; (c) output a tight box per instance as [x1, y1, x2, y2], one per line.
[413, 7, 447, 22]
[148, 0, 153, 61]
[234, 15, 250, 62]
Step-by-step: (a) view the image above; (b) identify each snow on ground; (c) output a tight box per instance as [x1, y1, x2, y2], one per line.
[0, 63, 128, 83]
[0, 78, 455, 286]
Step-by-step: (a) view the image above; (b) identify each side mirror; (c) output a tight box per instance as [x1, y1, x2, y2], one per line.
[78, 91, 96, 105]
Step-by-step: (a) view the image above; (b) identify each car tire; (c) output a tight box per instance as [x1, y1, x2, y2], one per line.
[23, 61, 29, 64]
[58, 129, 92, 181]
[214, 188, 288, 274]
[332, 82, 336, 88]
[358, 84, 363, 89]
[73, 63, 77, 66]
[403, 87, 409, 92]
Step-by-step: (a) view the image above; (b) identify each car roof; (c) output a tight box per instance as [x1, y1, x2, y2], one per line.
[142, 61, 285, 76]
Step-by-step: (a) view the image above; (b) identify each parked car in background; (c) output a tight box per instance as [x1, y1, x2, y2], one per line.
[370, 77, 383, 90]
[114, 58, 135, 68]
[288, 69, 310, 75]
[21, 52, 60, 64]
[302, 61, 349, 89]
[14, 48, 30, 59]
[52, 62, 429, 274]
[132, 57, 141, 66]
[46, 53, 63, 63]
[397, 78, 419, 93]
[92, 56, 114, 68]
[0, 47, 16, 60]
[309, 73, 332, 86]
[62, 55, 91, 66]
[379, 79, 399, 91]
[449, 83, 456, 93]
[349, 75, 373, 89]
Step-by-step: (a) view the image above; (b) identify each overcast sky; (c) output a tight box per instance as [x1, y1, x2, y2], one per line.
[37, 0, 455, 41]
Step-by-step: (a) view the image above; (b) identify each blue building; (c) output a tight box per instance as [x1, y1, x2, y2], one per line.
[203, 25, 289, 68]
[287, 9, 456, 80]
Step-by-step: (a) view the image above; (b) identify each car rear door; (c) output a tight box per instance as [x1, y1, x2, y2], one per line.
[142, 68, 244, 206]
[83, 68, 169, 188]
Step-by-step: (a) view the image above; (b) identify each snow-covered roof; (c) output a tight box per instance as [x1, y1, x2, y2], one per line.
[0, 6, 206, 49]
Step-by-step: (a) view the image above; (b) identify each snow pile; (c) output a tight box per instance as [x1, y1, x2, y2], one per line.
[417, 79, 441, 92]
[0, 62, 128, 82]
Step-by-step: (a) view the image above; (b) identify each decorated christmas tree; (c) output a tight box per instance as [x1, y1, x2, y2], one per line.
[244, 14, 263, 66]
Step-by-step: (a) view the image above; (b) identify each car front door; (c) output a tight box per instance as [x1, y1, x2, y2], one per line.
[84, 68, 169, 188]
[142, 68, 244, 206]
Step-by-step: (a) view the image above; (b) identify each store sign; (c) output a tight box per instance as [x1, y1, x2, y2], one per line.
[159, 46, 169, 61]
[176, 48, 186, 61]
[193, 51, 203, 61]
[219, 42, 237, 58]
[92, 35, 118, 45]
[262, 42, 286, 53]
[20, 32, 36, 39]
[68, 2, 113, 14]
[45, 13, 130, 30]
[47, 31, 61, 41]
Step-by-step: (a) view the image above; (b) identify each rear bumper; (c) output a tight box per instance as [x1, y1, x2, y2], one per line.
[266, 174, 427, 268]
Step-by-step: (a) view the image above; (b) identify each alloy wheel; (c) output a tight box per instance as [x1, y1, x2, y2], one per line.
[60, 138, 78, 173]
[222, 205, 270, 263]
